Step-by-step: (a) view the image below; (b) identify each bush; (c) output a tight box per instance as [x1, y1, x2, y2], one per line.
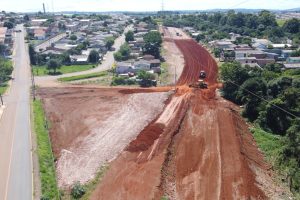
[71, 182, 86, 199]
[111, 77, 127, 85]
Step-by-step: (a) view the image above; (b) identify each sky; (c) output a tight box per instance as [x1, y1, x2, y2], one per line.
[0, 0, 299, 12]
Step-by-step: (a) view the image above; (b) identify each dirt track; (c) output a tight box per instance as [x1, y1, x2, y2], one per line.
[90, 29, 272, 199]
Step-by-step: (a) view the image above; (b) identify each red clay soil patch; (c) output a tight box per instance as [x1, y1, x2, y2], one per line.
[38, 87, 170, 188]
[90, 39, 271, 199]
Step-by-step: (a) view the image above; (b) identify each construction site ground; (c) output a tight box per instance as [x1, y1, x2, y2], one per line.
[38, 26, 291, 199]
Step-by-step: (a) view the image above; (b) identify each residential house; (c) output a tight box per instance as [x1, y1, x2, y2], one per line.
[209, 40, 236, 50]
[252, 38, 272, 50]
[133, 59, 151, 71]
[31, 19, 48, 26]
[287, 57, 300, 63]
[143, 54, 155, 61]
[116, 62, 134, 74]
[272, 44, 292, 49]
[70, 55, 89, 64]
[281, 50, 294, 60]
[149, 59, 160, 68]
[235, 49, 275, 67]
[34, 28, 46, 40]
[283, 63, 300, 69]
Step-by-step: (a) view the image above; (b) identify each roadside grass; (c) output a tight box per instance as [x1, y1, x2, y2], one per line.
[58, 71, 108, 82]
[0, 82, 8, 95]
[159, 62, 170, 85]
[32, 100, 60, 199]
[250, 126, 283, 164]
[277, 19, 286, 27]
[33, 64, 96, 76]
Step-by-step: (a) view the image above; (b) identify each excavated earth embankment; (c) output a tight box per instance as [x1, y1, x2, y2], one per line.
[90, 37, 270, 199]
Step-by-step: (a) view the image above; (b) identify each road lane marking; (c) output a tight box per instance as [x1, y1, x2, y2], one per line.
[4, 104, 17, 200]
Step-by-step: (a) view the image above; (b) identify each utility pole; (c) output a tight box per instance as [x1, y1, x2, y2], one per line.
[0, 81, 3, 105]
[174, 64, 177, 91]
[31, 65, 36, 101]
[0, 94, 3, 106]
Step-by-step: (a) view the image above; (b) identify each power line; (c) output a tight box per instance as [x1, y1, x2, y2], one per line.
[228, 0, 251, 9]
[227, 80, 299, 119]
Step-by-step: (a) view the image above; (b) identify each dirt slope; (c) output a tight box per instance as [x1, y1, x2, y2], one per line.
[38, 87, 170, 188]
[90, 36, 270, 199]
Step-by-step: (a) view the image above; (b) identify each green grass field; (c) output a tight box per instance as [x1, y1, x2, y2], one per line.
[250, 127, 283, 163]
[32, 100, 60, 199]
[277, 19, 286, 27]
[33, 64, 96, 76]
[58, 71, 108, 82]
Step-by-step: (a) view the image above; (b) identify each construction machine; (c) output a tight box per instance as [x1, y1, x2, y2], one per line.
[189, 70, 208, 89]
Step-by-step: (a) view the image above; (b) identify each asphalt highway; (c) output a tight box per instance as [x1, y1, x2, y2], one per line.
[0, 24, 32, 200]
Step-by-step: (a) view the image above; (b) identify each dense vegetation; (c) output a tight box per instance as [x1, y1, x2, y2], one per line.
[143, 31, 162, 58]
[0, 58, 13, 94]
[113, 43, 131, 61]
[220, 62, 300, 193]
[162, 10, 300, 44]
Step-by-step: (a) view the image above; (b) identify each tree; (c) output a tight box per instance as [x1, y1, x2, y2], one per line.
[88, 50, 100, 63]
[46, 59, 61, 74]
[105, 37, 115, 50]
[258, 10, 277, 27]
[220, 62, 251, 103]
[28, 44, 37, 65]
[290, 50, 300, 57]
[237, 77, 267, 121]
[0, 58, 13, 84]
[114, 43, 131, 61]
[0, 44, 6, 56]
[71, 182, 86, 199]
[267, 76, 293, 98]
[282, 119, 300, 192]
[70, 35, 77, 41]
[60, 52, 71, 65]
[283, 18, 300, 34]
[125, 30, 134, 42]
[23, 14, 30, 21]
[195, 34, 205, 42]
[258, 98, 291, 135]
[137, 70, 156, 87]
[113, 52, 123, 62]
[3, 21, 13, 29]
[143, 31, 162, 58]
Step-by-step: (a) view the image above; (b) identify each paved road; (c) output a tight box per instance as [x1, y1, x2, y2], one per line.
[34, 33, 67, 52]
[0, 24, 32, 200]
[35, 25, 132, 87]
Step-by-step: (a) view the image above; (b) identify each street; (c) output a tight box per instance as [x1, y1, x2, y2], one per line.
[35, 25, 132, 87]
[34, 32, 67, 52]
[0, 24, 32, 200]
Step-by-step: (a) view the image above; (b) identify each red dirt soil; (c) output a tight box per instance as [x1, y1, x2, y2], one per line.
[90, 35, 270, 199]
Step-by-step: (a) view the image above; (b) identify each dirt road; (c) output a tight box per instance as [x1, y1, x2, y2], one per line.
[90, 30, 272, 199]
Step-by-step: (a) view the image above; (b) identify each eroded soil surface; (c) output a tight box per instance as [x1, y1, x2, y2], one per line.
[90, 33, 275, 200]
[38, 87, 170, 188]
[38, 26, 287, 199]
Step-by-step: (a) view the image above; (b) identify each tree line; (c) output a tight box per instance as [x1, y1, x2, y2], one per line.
[220, 62, 300, 193]
[162, 10, 300, 44]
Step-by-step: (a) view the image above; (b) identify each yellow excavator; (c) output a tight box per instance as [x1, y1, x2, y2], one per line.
[188, 70, 208, 89]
